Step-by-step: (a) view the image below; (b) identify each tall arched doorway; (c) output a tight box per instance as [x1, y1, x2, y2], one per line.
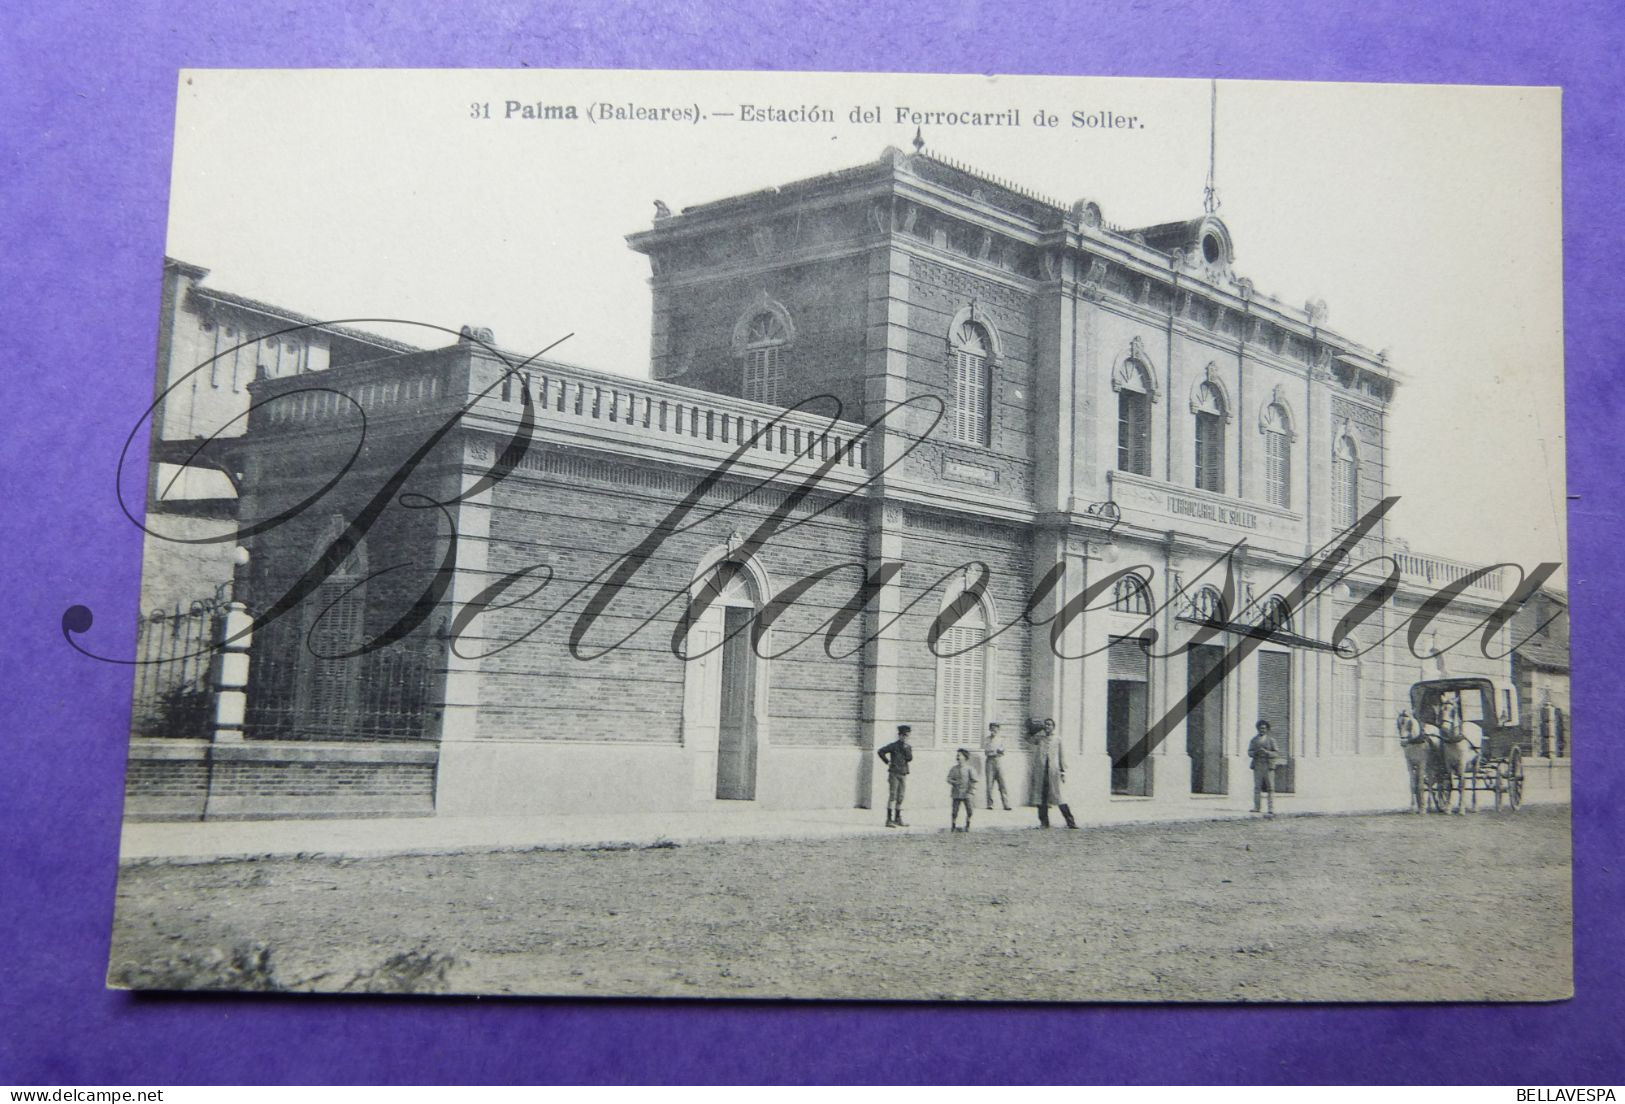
[682, 555, 770, 802]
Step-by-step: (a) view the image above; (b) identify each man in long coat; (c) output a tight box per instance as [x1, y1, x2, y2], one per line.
[1028, 718, 1078, 829]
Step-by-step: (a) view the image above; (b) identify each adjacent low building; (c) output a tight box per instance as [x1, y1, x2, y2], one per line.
[1511, 587, 1570, 758]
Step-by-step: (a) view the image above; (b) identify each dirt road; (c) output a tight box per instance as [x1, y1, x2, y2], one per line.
[109, 805, 1572, 1002]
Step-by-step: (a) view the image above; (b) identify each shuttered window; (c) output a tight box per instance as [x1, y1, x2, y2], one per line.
[1118, 389, 1150, 475]
[743, 344, 783, 406]
[953, 349, 989, 444]
[936, 612, 988, 747]
[951, 322, 992, 445]
[741, 310, 789, 406]
[1107, 635, 1150, 681]
[1264, 419, 1291, 508]
[1195, 411, 1225, 492]
[1193, 381, 1227, 493]
[1257, 651, 1292, 755]
[1332, 661, 1360, 755]
[1334, 436, 1360, 529]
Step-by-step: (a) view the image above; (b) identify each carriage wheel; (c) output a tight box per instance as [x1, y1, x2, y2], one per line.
[1507, 748, 1523, 811]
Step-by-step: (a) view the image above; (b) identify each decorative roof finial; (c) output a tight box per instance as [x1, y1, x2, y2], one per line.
[1203, 79, 1220, 215]
[911, 126, 925, 154]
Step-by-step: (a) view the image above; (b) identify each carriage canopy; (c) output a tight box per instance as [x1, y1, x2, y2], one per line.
[1409, 676, 1529, 760]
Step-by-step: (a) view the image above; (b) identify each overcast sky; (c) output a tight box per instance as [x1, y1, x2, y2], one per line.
[165, 70, 1565, 581]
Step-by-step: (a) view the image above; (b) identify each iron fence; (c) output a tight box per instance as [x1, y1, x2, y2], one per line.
[244, 613, 438, 741]
[131, 585, 230, 739]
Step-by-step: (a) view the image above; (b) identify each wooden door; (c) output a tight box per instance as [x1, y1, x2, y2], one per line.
[1186, 643, 1228, 794]
[1257, 649, 1293, 792]
[715, 606, 758, 800]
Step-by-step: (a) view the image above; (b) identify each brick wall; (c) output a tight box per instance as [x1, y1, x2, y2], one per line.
[892, 513, 1033, 748]
[467, 445, 871, 748]
[122, 740, 436, 820]
[659, 253, 872, 424]
[900, 254, 1038, 500]
[238, 413, 453, 742]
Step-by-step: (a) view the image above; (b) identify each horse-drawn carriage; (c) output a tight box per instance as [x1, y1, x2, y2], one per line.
[1405, 677, 1531, 814]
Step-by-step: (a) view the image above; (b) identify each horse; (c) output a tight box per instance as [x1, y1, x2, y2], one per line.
[1397, 710, 1431, 814]
[1431, 696, 1473, 815]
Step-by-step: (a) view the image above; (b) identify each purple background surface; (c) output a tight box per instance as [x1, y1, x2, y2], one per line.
[2, 0, 1621, 1085]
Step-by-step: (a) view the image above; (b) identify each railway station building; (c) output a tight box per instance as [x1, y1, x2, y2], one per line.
[125, 146, 1553, 820]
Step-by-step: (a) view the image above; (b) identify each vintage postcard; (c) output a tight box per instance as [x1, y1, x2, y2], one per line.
[102, 69, 1569, 1001]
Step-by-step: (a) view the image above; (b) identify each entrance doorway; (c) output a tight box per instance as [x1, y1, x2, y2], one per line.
[715, 605, 759, 800]
[1106, 636, 1151, 796]
[1186, 643, 1228, 794]
[1257, 649, 1294, 793]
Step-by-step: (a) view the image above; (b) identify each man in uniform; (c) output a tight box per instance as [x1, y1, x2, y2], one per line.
[877, 724, 914, 827]
[1248, 719, 1281, 818]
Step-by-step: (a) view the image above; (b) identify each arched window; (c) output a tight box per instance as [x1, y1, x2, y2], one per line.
[935, 596, 993, 747]
[1334, 433, 1360, 530]
[1193, 382, 1227, 492]
[1258, 596, 1293, 637]
[950, 321, 992, 445]
[1261, 402, 1292, 508]
[1112, 573, 1152, 615]
[1116, 360, 1152, 475]
[740, 311, 789, 405]
[1192, 585, 1228, 625]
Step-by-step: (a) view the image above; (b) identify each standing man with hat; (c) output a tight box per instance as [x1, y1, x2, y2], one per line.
[877, 724, 914, 827]
[1248, 719, 1281, 818]
[1028, 718, 1078, 829]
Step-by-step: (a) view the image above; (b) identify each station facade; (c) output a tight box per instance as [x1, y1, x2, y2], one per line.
[127, 147, 1542, 820]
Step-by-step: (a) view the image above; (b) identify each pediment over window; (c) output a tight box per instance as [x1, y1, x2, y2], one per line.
[1189, 364, 1232, 421]
[1333, 419, 1359, 460]
[1111, 336, 1160, 399]
[1258, 386, 1296, 439]
[947, 302, 1004, 359]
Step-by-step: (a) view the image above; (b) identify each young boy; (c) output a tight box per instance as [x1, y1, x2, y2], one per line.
[877, 724, 914, 827]
[947, 748, 979, 832]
